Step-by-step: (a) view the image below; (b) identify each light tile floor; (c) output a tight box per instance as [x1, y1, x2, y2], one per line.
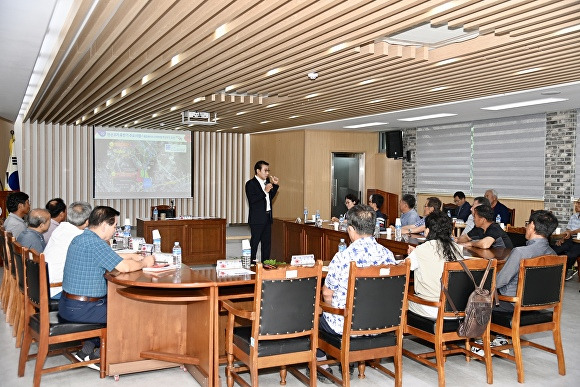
[1, 226, 579, 386]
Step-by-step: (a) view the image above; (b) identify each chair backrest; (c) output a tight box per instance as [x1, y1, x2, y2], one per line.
[0, 226, 9, 268]
[518, 255, 565, 308]
[25, 249, 50, 314]
[443, 203, 458, 217]
[5, 231, 16, 278]
[442, 259, 496, 315]
[12, 239, 28, 293]
[347, 261, 410, 333]
[253, 262, 322, 337]
[507, 207, 516, 225]
[506, 226, 527, 247]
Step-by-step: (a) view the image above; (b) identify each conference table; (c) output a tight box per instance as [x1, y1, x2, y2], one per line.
[104, 230, 511, 385]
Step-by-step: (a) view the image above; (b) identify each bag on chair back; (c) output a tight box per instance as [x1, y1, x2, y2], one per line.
[443, 259, 494, 338]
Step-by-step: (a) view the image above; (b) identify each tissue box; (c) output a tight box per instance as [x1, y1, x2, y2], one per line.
[291, 254, 315, 266]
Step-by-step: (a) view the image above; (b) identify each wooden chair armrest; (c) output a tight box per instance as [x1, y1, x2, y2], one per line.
[497, 294, 518, 303]
[50, 282, 62, 288]
[407, 293, 441, 307]
[319, 301, 345, 316]
[220, 300, 255, 320]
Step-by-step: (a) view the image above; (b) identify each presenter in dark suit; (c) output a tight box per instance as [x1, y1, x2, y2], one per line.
[245, 160, 279, 262]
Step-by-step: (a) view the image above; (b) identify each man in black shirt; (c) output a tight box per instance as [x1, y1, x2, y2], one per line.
[457, 204, 513, 249]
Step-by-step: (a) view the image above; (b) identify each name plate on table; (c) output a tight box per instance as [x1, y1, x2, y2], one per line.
[216, 259, 242, 269]
[291, 254, 315, 266]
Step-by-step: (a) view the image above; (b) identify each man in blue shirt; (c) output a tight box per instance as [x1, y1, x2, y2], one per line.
[3, 191, 30, 239]
[485, 189, 511, 225]
[399, 194, 420, 226]
[16, 208, 50, 252]
[552, 199, 580, 280]
[59, 206, 154, 366]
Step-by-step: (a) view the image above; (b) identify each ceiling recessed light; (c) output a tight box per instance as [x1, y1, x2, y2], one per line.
[260, 121, 271, 124]
[232, 126, 240, 129]
[152, 113, 158, 118]
[215, 24, 227, 39]
[171, 54, 180, 66]
[436, 58, 458, 66]
[134, 120, 139, 124]
[481, 97, 568, 111]
[359, 79, 376, 85]
[516, 67, 541, 75]
[225, 85, 236, 92]
[193, 97, 203, 103]
[557, 24, 580, 35]
[106, 99, 112, 106]
[236, 111, 247, 115]
[324, 108, 337, 112]
[289, 115, 300, 118]
[307, 71, 318, 80]
[305, 93, 319, 99]
[94, 108, 99, 114]
[160, 123, 165, 126]
[368, 99, 385, 103]
[170, 106, 178, 111]
[266, 103, 279, 108]
[398, 113, 457, 122]
[330, 43, 347, 53]
[430, 86, 448, 92]
[266, 68, 280, 76]
[121, 89, 128, 97]
[141, 74, 150, 84]
[344, 122, 389, 129]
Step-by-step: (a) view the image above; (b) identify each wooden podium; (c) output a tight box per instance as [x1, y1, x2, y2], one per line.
[136, 217, 226, 265]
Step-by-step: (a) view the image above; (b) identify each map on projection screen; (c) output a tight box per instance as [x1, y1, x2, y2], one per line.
[93, 127, 192, 199]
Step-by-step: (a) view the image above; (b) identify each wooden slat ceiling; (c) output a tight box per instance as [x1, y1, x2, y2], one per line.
[24, 0, 580, 133]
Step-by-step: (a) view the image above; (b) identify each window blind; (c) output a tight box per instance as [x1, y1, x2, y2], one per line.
[416, 123, 472, 194]
[472, 114, 546, 199]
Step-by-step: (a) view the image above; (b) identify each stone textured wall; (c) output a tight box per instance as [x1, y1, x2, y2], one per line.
[402, 128, 416, 197]
[545, 110, 578, 225]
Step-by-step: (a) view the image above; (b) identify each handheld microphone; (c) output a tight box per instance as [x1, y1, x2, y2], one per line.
[265, 177, 271, 185]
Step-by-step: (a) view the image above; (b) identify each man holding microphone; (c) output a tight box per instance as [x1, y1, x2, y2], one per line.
[245, 160, 279, 263]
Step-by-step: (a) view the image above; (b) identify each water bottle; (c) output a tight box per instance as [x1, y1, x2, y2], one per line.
[395, 218, 402, 240]
[338, 238, 347, 253]
[339, 214, 345, 231]
[496, 214, 501, 223]
[303, 207, 308, 222]
[123, 219, 131, 249]
[447, 210, 451, 218]
[315, 209, 320, 222]
[374, 219, 381, 239]
[153, 206, 158, 221]
[172, 241, 182, 267]
[242, 241, 251, 269]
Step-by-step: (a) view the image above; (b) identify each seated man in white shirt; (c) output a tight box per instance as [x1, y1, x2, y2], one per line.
[461, 196, 490, 235]
[43, 201, 92, 299]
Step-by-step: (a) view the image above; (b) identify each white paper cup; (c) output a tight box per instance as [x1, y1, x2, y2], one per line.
[577, 232, 580, 239]
[555, 227, 561, 234]
[333, 222, 339, 231]
[312, 215, 316, 221]
[386, 228, 392, 237]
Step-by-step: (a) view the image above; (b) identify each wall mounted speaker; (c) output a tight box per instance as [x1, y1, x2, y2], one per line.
[386, 130, 403, 159]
